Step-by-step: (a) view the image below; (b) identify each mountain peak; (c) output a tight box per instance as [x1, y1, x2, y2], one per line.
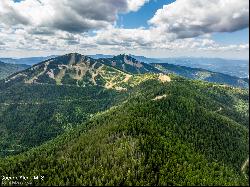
[3, 53, 133, 90]
[114, 54, 138, 62]
[100, 54, 161, 74]
[64, 52, 83, 57]
[4, 53, 96, 85]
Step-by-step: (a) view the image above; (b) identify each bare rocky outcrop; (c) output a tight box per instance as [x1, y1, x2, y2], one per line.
[159, 74, 171, 83]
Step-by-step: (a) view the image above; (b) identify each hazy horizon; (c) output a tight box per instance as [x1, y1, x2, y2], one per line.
[0, 53, 249, 61]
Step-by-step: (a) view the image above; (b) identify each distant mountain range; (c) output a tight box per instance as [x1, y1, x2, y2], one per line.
[3, 55, 248, 79]
[101, 55, 248, 88]
[152, 63, 248, 88]
[0, 55, 57, 66]
[89, 54, 249, 78]
[158, 57, 249, 78]
[89, 54, 114, 59]
[1, 54, 248, 88]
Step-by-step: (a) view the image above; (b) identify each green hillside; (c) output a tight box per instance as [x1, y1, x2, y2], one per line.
[0, 61, 29, 80]
[153, 63, 248, 88]
[0, 72, 248, 186]
[95, 54, 249, 88]
[0, 53, 164, 157]
[2, 53, 156, 91]
[0, 53, 127, 157]
[100, 54, 161, 74]
[0, 83, 125, 157]
[2, 54, 248, 89]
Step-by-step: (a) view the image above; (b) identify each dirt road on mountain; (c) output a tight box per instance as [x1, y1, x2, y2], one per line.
[241, 158, 249, 179]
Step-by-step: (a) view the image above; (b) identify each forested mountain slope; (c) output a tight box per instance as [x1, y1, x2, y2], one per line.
[0, 53, 163, 157]
[152, 63, 248, 88]
[3, 53, 127, 89]
[2, 53, 248, 88]
[0, 61, 29, 80]
[0, 73, 248, 186]
[0, 83, 125, 157]
[100, 54, 161, 74]
[95, 54, 249, 88]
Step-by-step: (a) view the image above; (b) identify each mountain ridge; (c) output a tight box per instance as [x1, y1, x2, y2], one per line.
[0, 55, 58, 66]
[0, 61, 30, 80]
[152, 63, 248, 88]
[2, 53, 166, 92]
[1, 53, 248, 88]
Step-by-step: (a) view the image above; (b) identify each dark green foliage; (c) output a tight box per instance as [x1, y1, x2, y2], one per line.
[0, 83, 126, 157]
[0, 77, 248, 186]
[61, 73, 77, 85]
[36, 73, 57, 84]
[95, 74, 106, 85]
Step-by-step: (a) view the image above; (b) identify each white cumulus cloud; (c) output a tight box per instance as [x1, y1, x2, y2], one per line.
[0, 0, 248, 59]
[149, 0, 249, 38]
[0, 0, 149, 33]
[127, 0, 150, 11]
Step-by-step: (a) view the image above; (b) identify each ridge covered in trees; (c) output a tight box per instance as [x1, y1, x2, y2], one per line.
[0, 53, 249, 186]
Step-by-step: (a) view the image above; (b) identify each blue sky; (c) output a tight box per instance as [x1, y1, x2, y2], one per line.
[0, 0, 249, 59]
[211, 28, 249, 45]
[117, 0, 175, 29]
[118, 0, 249, 46]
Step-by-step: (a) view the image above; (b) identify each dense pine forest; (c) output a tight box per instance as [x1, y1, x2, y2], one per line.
[0, 54, 249, 186]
